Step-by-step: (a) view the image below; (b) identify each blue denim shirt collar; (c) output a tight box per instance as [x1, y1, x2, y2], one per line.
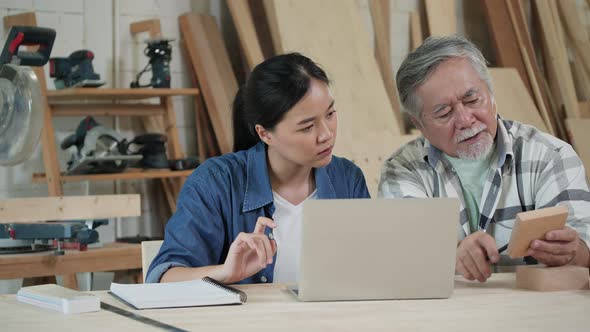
[242, 142, 338, 213]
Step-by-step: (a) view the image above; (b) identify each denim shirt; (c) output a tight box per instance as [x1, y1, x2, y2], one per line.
[146, 142, 370, 284]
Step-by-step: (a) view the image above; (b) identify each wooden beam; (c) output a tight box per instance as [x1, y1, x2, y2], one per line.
[179, 14, 237, 154]
[262, 0, 283, 54]
[504, 0, 556, 136]
[227, 0, 265, 71]
[0, 195, 141, 223]
[534, 0, 581, 119]
[248, 0, 276, 59]
[483, 0, 533, 96]
[32, 169, 192, 183]
[506, 0, 558, 136]
[50, 104, 164, 117]
[0, 243, 141, 279]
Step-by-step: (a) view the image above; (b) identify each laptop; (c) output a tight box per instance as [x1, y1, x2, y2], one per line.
[292, 198, 459, 302]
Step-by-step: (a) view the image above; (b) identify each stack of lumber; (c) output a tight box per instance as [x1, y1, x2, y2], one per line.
[179, 0, 590, 193]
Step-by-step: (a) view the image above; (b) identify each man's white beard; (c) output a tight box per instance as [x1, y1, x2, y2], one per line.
[455, 123, 494, 160]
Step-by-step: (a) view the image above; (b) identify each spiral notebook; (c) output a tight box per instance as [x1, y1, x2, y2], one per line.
[109, 277, 247, 309]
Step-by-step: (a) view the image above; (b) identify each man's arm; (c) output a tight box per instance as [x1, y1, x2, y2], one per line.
[532, 145, 590, 268]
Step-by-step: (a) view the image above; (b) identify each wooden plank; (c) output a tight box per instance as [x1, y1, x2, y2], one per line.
[504, 1, 556, 136]
[425, 0, 456, 36]
[566, 118, 590, 180]
[490, 68, 549, 133]
[516, 265, 590, 292]
[32, 169, 193, 183]
[50, 104, 164, 117]
[506, 0, 558, 137]
[262, 0, 283, 55]
[227, 0, 265, 71]
[248, 0, 276, 59]
[556, 0, 590, 92]
[482, 0, 533, 97]
[0, 243, 141, 279]
[369, 0, 405, 134]
[535, 0, 581, 119]
[129, 19, 162, 38]
[179, 14, 237, 154]
[3, 12, 36, 27]
[410, 11, 423, 50]
[266, 0, 402, 165]
[46, 88, 199, 101]
[0, 195, 141, 223]
[506, 205, 568, 258]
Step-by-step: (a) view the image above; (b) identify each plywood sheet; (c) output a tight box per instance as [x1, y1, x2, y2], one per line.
[425, 0, 456, 36]
[490, 68, 548, 133]
[266, 0, 402, 160]
[179, 14, 236, 154]
[347, 133, 419, 196]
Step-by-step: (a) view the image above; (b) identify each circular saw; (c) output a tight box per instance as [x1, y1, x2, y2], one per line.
[0, 26, 56, 166]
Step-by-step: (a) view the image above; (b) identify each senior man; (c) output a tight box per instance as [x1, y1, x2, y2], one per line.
[379, 35, 590, 282]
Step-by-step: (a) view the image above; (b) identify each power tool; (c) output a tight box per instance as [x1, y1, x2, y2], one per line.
[0, 26, 106, 255]
[130, 38, 172, 88]
[49, 50, 105, 89]
[61, 116, 141, 174]
[0, 25, 55, 166]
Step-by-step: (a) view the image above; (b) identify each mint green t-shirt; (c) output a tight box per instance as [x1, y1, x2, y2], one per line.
[445, 146, 496, 234]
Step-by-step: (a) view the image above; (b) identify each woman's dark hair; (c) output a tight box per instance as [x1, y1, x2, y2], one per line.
[232, 53, 330, 151]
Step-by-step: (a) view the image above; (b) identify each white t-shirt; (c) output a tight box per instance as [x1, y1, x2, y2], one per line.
[271, 189, 316, 283]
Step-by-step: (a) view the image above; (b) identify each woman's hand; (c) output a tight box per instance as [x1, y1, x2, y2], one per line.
[219, 217, 277, 284]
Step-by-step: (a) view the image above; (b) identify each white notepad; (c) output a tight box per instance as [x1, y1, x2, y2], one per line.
[17, 284, 100, 314]
[110, 277, 247, 309]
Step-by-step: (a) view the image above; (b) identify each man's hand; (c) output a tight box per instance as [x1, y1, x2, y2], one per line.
[527, 227, 588, 267]
[220, 217, 277, 284]
[456, 231, 499, 282]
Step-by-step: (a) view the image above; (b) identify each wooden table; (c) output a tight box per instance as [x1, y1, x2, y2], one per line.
[0, 243, 141, 289]
[1, 273, 588, 331]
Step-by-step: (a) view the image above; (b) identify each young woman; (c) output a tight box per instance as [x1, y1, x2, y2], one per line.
[146, 53, 369, 284]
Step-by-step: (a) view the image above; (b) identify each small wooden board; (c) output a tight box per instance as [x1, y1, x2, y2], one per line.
[506, 205, 568, 258]
[516, 265, 589, 292]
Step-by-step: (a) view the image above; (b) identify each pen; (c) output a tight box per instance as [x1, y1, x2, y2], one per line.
[498, 243, 508, 254]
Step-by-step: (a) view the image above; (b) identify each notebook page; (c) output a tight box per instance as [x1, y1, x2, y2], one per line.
[110, 279, 240, 308]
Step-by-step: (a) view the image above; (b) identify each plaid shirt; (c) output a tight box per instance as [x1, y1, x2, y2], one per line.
[378, 118, 590, 249]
